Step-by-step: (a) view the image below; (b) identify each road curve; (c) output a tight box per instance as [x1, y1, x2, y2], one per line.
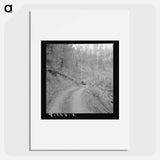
[48, 85, 95, 115]
[48, 86, 78, 114]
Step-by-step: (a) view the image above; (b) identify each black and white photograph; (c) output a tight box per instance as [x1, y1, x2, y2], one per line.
[30, 10, 129, 149]
[41, 41, 119, 119]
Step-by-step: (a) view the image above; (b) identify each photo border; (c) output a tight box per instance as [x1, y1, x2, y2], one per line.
[41, 40, 119, 120]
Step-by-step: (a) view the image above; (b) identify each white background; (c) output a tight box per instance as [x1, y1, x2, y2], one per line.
[31, 10, 129, 150]
[0, 0, 160, 159]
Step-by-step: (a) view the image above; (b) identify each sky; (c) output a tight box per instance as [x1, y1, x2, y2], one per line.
[72, 44, 113, 51]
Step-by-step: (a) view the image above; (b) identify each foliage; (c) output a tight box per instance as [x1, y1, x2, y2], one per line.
[46, 43, 113, 113]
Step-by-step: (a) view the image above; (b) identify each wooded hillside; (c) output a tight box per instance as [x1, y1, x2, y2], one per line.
[46, 43, 113, 114]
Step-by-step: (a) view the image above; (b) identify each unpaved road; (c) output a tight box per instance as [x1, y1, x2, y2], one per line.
[48, 86, 94, 114]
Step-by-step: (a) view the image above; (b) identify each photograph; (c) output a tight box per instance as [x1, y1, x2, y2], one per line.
[30, 9, 129, 150]
[41, 41, 119, 119]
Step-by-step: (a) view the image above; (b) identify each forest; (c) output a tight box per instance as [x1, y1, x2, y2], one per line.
[46, 43, 113, 114]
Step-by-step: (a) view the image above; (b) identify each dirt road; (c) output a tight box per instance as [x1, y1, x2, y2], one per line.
[48, 86, 94, 115]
